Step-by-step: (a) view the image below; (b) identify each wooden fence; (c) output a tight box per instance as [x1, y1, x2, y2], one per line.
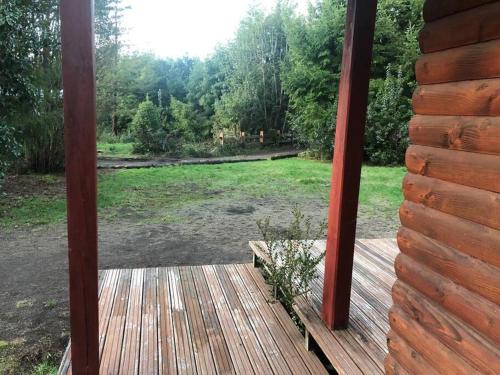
[218, 130, 293, 146]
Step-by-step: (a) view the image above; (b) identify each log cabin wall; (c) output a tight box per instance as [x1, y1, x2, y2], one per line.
[385, 1, 500, 374]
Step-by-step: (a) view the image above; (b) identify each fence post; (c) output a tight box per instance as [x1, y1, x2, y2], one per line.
[260, 130, 264, 144]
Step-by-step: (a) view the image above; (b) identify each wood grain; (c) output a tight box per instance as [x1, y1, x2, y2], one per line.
[388, 306, 480, 374]
[60, 0, 99, 372]
[386, 330, 439, 375]
[400, 200, 500, 268]
[393, 280, 500, 374]
[413, 79, 500, 116]
[322, 0, 378, 330]
[403, 173, 500, 230]
[398, 227, 500, 305]
[394, 253, 500, 344]
[420, 2, 500, 52]
[409, 115, 500, 154]
[416, 39, 500, 84]
[406, 145, 500, 193]
[423, 0, 496, 21]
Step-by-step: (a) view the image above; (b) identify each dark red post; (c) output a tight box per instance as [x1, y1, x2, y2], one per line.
[60, 0, 99, 373]
[321, 0, 377, 330]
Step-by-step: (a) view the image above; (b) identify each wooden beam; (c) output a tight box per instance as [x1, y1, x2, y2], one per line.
[419, 2, 500, 53]
[60, 0, 99, 374]
[321, 0, 377, 330]
[423, 0, 495, 22]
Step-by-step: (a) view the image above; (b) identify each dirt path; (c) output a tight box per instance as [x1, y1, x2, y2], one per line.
[98, 150, 299, 169]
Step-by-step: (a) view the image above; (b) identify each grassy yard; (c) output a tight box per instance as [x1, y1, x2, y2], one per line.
[97, 142, 135, 158]
[0, 158, 405, 228]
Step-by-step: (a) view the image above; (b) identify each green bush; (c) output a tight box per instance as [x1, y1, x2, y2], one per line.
[256, 206, 326, 311]
[365, 66, 412, 165]
[131, 98, 165, 154]
[0, 122, 21, 189]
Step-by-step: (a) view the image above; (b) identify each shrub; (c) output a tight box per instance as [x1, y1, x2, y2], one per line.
[0, 122, 21, 190]
[256, 206, 326, 310]
[131, 98, 164, 154]
[365, 66, 412, 165]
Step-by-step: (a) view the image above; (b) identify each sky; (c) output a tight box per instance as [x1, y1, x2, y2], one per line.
[121, 0, 310, 59]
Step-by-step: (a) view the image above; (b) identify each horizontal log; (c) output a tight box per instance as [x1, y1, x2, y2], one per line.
[394, 253, 500, 344]
[384, 354, 411, 375]
[400, 201, 500, 268]
[398, 226, 500, 304]
[420, 2, 500, 52]
[403, 173, 500, 230]
[412, 79, 500, 116]
[406, 145, 500, 193]
[388, 305, 480, 374]
[409, 115, 500, 155]
[423, 0, 495, 22]
[416, 39, 500, 84]
[392, 280, 500, 374]
[386, 330, 439, 375]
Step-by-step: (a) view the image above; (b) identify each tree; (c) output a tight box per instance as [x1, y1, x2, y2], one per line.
[131, 98, 164, 154]
[0, 122, 21, 189]
[214, 3, 289, 135]
[365, 66, 412, 165]
[282, 0, 423, 160]
[95, 0, 129, 136]
[281, 0, 345, 158]
[169, 97, 210, 142]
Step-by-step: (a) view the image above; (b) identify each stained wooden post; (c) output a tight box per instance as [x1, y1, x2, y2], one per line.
[321, 0, 377, 330]
[60, 0, 99, 373]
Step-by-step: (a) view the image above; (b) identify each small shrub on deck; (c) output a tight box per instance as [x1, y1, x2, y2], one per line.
[256, 206, 326, 311]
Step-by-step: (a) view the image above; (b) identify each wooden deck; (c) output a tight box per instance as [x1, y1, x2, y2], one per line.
[250, 238, 398, 375]
[58, 264, 327, 374]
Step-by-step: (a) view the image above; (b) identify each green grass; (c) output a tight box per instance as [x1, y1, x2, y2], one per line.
[31, 359, 58, 375]
[0, 159, 406, 227]
[97, 142, 134, 157]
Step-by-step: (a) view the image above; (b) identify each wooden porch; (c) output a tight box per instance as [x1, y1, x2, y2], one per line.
[58, 264, 327, 374]
[251, 238, 398, 374]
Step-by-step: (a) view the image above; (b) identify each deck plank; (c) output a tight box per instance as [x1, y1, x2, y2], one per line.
[59, 263, 328, 375]
[168, 267, 197, 374]
[100, 269, 132, 374]
[251, 238, 398, 375]
[119, 268, 144, 374]
[191, 267, 235, 374]
[242, 264, 329, 375]
[203, 265, 256, 375]
[226, 264, 295, 375]
[158, 267, 177, 374]
[140, 268, 159, 374]
[179, 267, 218, 374]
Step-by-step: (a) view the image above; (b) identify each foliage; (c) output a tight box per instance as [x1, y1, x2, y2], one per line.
[282, 0, 424, 159]
[257, 206, 326, 310]
[0, 0, 122, 172]
[169, 97, 210, 142]
[365, 66, 412, 165]
[131, 98, 164, 154]
[281, 0, 344, 159]
[213, 4, 289, 135]
[0, 122, 21, 189]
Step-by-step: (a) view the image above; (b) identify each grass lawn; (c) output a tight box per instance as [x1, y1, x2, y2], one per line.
[97, 142, 134, 158]
[0, 158, 405, 228]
